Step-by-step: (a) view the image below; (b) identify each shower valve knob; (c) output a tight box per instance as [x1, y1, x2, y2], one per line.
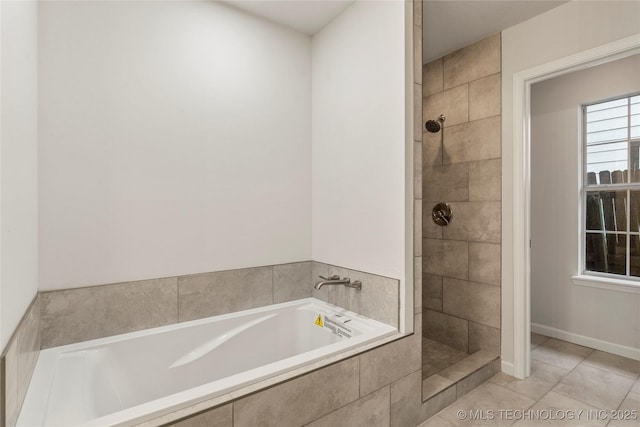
[432, 203, 453, 227]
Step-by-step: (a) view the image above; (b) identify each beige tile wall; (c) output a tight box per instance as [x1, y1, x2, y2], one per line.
[0, 297, 40, 427]
[312, 262, 400, 328]
[422, 33, 502, 355]
[40, 262, 311, 348]
[40, 260, 401, 349]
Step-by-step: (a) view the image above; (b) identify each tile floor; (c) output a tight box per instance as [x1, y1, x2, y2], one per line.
[418, 333, 640, 426]
[423, 338, 469, 378]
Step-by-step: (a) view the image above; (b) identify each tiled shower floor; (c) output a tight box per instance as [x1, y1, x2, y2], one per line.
[421, 337, 500, 401]
[422, 338, 469, 378]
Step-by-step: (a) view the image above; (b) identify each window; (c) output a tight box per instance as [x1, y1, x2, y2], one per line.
[583, 94, 640, 280]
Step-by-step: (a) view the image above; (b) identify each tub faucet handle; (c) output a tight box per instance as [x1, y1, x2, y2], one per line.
[319, 275, 340, 281]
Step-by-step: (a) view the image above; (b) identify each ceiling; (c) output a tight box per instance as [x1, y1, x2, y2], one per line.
[223, 0, 567, 62]
[423, 1, 567, 63]
[225, 0, 353, 35]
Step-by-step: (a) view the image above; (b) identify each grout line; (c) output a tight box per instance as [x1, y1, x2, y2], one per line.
[422, 235, 502, 246]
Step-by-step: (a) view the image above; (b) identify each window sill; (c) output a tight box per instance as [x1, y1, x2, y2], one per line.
[572, 275, 640, 294]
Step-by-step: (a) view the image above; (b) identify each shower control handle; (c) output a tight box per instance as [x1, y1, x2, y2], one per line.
[432, 203, 453, 227]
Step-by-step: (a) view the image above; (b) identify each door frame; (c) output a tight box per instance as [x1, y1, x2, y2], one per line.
[510, 33, 640, 379]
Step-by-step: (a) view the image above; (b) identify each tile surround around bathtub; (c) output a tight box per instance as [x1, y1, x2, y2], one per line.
[306, 386, 390, 427]
[328, 265, 400, 328]
[3, 340, 19, 427]
[360, 313, 422, 395]
[1, 296, 40, 427]
[168, 403, 232, 427]
[178, 267, 272, 322]
[390, 369, 423, 427]
[273, 262, 312, 304]
[103, 278, 178, 337]
[41, 277, 178, 348]
[15, 298, 39, 410]
[40, 260, 401, 350]
[0, 368, 3, 427]
[233, 357, 360, 427]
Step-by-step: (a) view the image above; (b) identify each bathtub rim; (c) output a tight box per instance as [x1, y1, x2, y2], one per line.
[20, 297, 406, 427]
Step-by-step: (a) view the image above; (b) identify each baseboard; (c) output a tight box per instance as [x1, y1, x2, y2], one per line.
[532, 323, 640, 361]
[501, 360, 514, 376]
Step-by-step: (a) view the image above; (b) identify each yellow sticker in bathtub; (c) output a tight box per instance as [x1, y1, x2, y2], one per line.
[315, 314, 323, 327]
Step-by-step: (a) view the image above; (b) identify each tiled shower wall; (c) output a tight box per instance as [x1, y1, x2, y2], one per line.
[422, 33, 502, 355]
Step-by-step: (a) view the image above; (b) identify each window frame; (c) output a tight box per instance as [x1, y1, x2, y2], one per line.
[575, 92, 640, 291]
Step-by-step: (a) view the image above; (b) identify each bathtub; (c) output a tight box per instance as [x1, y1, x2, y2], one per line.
[17, 298, 397, 427]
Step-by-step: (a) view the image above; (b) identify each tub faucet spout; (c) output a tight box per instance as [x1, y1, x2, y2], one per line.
[314, 275, 362, 291]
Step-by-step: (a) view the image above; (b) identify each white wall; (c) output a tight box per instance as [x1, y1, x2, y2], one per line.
[0, 0, 39, 351]
[311, 0, 406, 283]
[531, 54, 640, 353]
[502, 0, 640, 368]
[38, 1, 312, 289]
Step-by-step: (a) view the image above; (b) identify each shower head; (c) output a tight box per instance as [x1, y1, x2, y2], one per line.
[425, 114, 446, 133]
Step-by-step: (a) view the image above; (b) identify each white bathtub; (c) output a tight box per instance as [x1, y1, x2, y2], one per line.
[17, 298, 397, 427]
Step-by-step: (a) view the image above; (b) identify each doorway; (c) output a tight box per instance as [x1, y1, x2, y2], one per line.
[509, 34, 640, 379]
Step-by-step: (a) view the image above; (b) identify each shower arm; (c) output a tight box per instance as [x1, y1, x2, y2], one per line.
[425, 114, 446, 164]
